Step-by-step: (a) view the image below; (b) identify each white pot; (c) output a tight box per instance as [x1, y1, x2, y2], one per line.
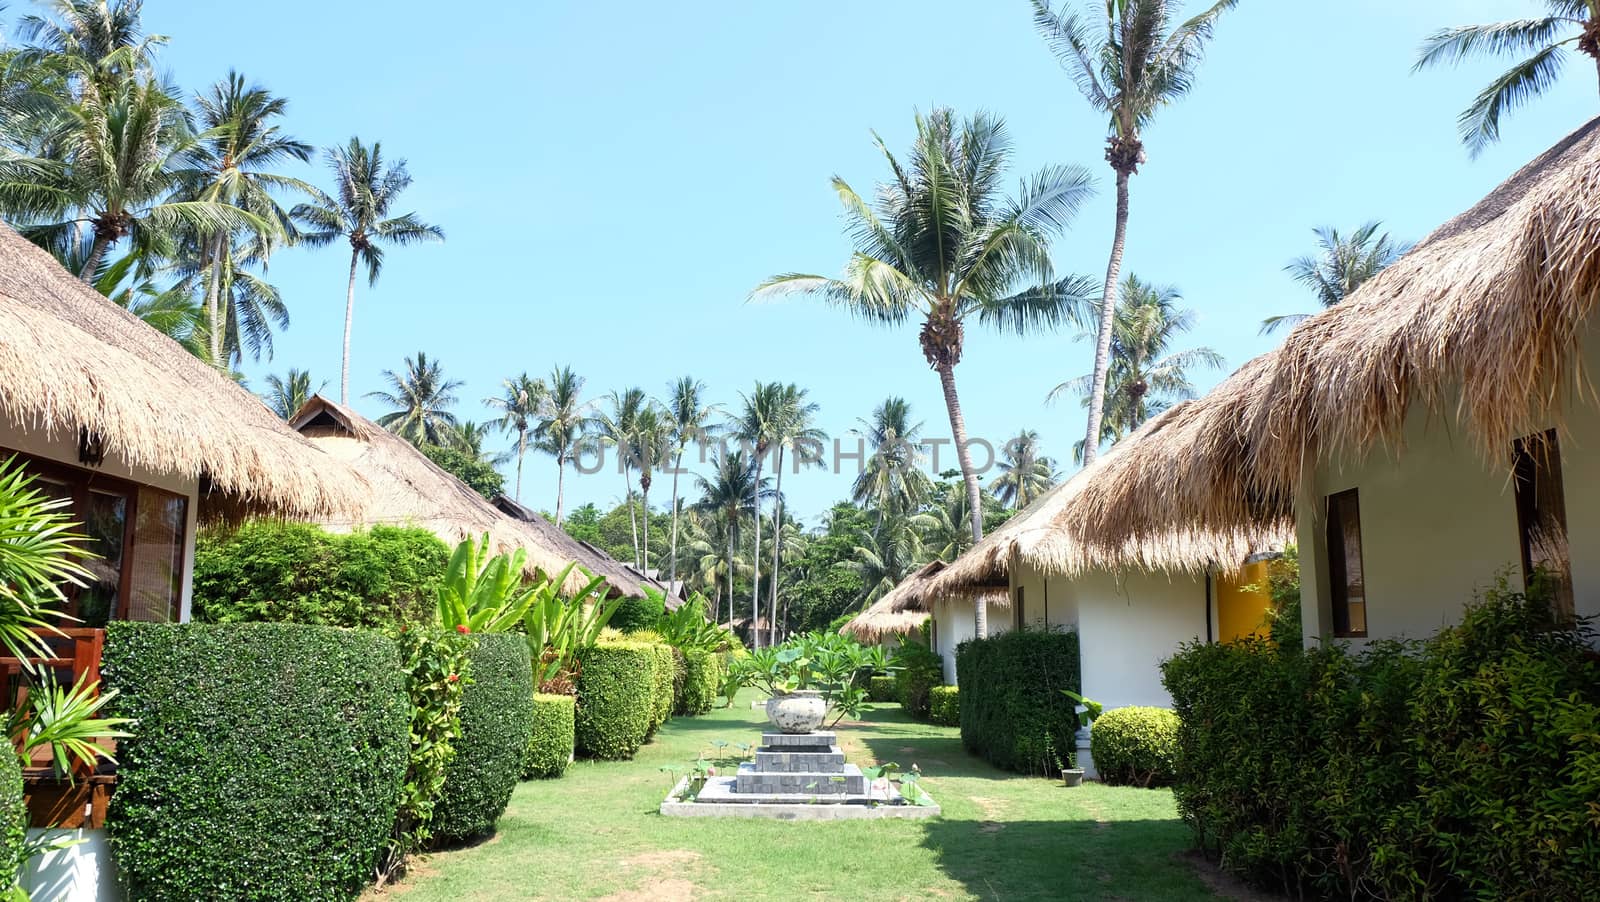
[765, 690, 826, 733]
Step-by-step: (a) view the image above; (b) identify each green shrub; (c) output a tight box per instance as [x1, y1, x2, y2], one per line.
[646, 643, 677, 733]
[575, 641, 656, 759]
[1090, 707, 1178, 787]
[193, 521, 448, 628]
[1162, 581, 1600, 899]
[676, 649, 723, 715]
[867, 675, 898, 703]
[380, 626, 471, 880]
[431, 634, 535, 844]
[524, 693, 576, 779]
[893, 638, 943, 719]
[956, 628, 1081, 775]
[610, 591, 666, 633]
[928, 685, 959, 726]
[103, 622, 409, 902]
[0, 742, 22, 897]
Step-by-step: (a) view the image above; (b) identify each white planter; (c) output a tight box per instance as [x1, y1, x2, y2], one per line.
[765, 690, 826, 733]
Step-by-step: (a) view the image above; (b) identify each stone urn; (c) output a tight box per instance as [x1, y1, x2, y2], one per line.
[765, 689, 827, 733]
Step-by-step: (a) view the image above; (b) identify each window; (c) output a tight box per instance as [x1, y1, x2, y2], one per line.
[1013, 586, 1025, 631]
[1513, 430, 1574, 623]
[1325, 489, 1366, 638]
[2, 448, 187, 624]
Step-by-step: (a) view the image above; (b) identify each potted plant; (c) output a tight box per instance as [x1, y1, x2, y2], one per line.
[1058, 690, 1103, 787]
[732, 635, 891, 733]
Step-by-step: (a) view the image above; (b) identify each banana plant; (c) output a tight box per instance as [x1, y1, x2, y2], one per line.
[436, 535, 544, 633]
[523, 562, 619, 686]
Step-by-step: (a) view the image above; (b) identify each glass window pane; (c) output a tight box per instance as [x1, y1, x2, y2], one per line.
[127, 488, 186, 623]
[1514, 431, 1574, 622]
[78, 490, 129, 627]
[1326, 490, 1366, 638]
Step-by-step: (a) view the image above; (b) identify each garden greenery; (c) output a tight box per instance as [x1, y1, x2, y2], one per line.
[522, 564, 616, 694]
[193, 521, 446, 628]
[728, 632, 889, 727]
[104, 622, 410, 902]
[609, 588, 665, 633]
[524, 693, 576, 779]
[0, 747, 20, 900]
[676, 649, 724, 715]
[928, 685, 959, 726]
[0, 457, 90, 661]
[1089, 706, 1178, 787]
[574, 640, 658, 759]
[892, 632, 942, 719]
[956, 628, 1082, 775]
[1163, 581, 1600, 899]
[430, 634, 535, 844]
[866, 674, 898, 703]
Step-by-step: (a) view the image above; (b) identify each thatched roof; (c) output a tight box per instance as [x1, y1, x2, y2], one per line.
[1070, 115, 1600, 548]
[492, 493, 679, 606]
[0, 222, 362, 519]
[842, 559, 1009, 641]
[290, 395, 653, 599]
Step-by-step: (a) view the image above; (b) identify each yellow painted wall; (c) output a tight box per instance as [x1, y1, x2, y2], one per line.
[1216, 561, 1272, 642]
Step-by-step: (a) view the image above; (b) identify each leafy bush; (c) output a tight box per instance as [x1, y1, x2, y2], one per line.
[655, 594, 738, 652]
[522, 565, 616, 693]
[431, 634, 535, 844]
[0, 742, 22, 897]
[676, 649, 724, 715]
[956, 628, 1082, 775]
[420, 443, 504, 500]
[645, 642, 678, 734]
[1163, 582, 1600, 899]
[611, 590, 666, 633]
[575, 640, 656, 759]
[727, 632, 889, 727]
[1090, 707, 1178, 787]
[103, 622, 409, 902]
[867, 675, 898, 703]
[524, 693, 576, 779]
[379, 626, 471, 882]
[893, 635, 942, 719]
[193, 521, 447, 628]
[928, 685, 959, 726]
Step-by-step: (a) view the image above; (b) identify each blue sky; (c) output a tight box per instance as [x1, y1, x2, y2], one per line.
[74, 1, 1597, 523]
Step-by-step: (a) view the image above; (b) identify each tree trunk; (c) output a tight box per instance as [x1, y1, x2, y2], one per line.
[937, 361, 987, 638]
[641, 479, 651, 574]
[204, 231, 226, 364]
[725, 519, 736, 628]
[555, 458, 567, 525]
[668, 450, 684, 590]
[1082, 168, 1131, 467]
[514, 431, 526, 502]
[341, 249, 359, 405]
[625, 463, 640, 570]
[750, 456, 764, 649]
[78, 234, 111, 283]
[768, 447, 785, 647]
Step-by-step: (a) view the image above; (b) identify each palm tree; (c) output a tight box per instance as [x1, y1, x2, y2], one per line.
[694, 450, 765, 626]
[452, 420, 497, 459]
[1050, 277, 1224, 458]
[753, 110, 1095, 639]
[262, 368, 321, 419]
[851, 397, 933, 522]
[291, 138, 443, 404]
[992, 430, 1056, 510]
[631, 404, 670, 574]
[187, 72, 312, 363]
[730, 382, 785, 647]
[1414, 2, 1600, 157]
[1031, 0, 1236, 467]
[1261, 223, 1410, 335]
[486, 373, 545, 503]
[664, 376, 719, 590]
[596, 387, 648, 569]
[15, 0, 165, 94]
[368, 351, 461, 447]
[764, 384, 825, 647]
[534, 365, 589, 525]
[922, 489, 984, 563]
[847, 512, 934, 607]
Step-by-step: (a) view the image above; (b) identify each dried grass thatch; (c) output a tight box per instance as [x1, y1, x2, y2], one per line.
[290, 395, 651, 599]
[1071, 115, 1600, 548]
[0, 223, 363, 519]
[843, 559, 1008, 641]
[492, 493, 677, 605]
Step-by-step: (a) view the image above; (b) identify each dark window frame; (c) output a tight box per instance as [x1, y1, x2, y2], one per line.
[1014, 585, 1025, 631]
[1325, 489, 1367, 639]
[1512, 430, 1574, 624]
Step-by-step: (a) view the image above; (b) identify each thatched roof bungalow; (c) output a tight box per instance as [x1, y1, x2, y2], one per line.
[491, 493, 677, 605]
[289, 395, 669, 601]
[0, 222, 363, 626]
[1070, 116, 1600, 646]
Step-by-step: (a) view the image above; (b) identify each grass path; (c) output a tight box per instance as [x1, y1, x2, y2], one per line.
[379, 695, 1226, 901]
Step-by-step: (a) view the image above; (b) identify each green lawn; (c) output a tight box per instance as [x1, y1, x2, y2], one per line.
[381, 695, 1226, 901]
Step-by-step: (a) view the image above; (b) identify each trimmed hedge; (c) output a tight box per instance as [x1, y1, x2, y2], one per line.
[676, 649, 724, 715]
[193, 521, 447, 628]
[431, 634, 535, 844]
[1163, 584, 1600, 899]
[0, 746, 22, 896]
[610, 592, 666, 633]
[867, 675, 898, 703]
[646, 643, 677, 733]
[103, 622, 409, 902]
[523, 693, 576, 779]
[1090, 707, 1178, 787]
[575, 641, 656, 759]
[896, 657, 942, 719]
[929, 685, 959, 726]
[956, 628, 1081, 775]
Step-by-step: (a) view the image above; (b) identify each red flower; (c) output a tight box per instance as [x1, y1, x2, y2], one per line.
[447, 673, 460, 683]
[456, 624, 470, 634]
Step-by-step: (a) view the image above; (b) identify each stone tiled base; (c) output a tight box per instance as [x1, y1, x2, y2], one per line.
[761, 731, 835, 749]
[661, 776, 941, 820]
[754, 746, 845, 773]
[734, 763, 864, 795]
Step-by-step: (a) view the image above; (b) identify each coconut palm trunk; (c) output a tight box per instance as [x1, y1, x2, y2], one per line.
[724, 520, 736, 627]
[668, 450, 684, 588]
[1083, 169, 1130, 466]
[78, 231, 113, 282]
[513, 431, 527, 502]
[341, 248, 359, 404]
[937, 360, 987, 637]
[555, 457, 567, 525]
[750, 454, 763, 648]
[204, 232, 227, 363]
[768, 447, 785, 647]
[640, 474, 652, 574]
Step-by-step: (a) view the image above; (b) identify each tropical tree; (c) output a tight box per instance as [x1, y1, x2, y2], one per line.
[533, 365, 589, 525]
[664, 376, 719, 590]
[262, 367, 320, 419]
[1051, 276, 1224, 458]
[846, 512, 934, 607]
[595, 387, 648, 569]
[14, 0, 164, 95]
[763, 384, 825, 647]
[730, 382, 785, 647]
[992, 430, 1056, 510]
[486, 373, 545, 503]
[368, 351, 461, 447]
[1261, 222, 1409, 335]
[630, 404, 670, 574]
[187, 72, 311, 362]
[694, 450, 765, 626]
[1030, 0, 1236, 466]
[851, 397, 933, 522]
[753, 109, 1095, 638]
[291, 138, 442, 404]
[1415, 2, 1600, 156]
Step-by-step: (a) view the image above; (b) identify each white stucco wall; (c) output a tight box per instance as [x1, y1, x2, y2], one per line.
[0, 423, 200, 621]
[1299, 328, 1600, 646]
[22, 829, 121, 902]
